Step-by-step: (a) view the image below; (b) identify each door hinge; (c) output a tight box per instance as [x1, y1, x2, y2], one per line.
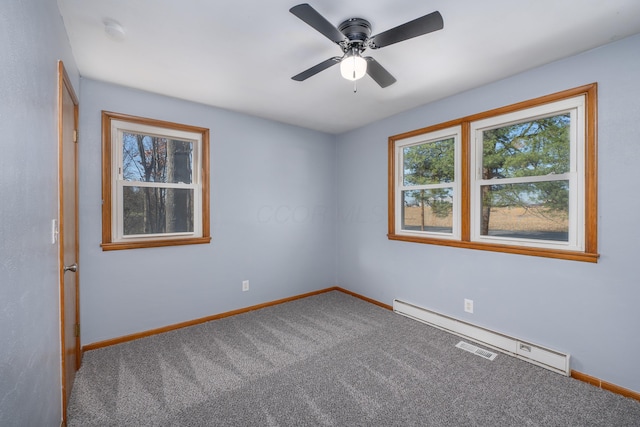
[73, 129, 78, 143]
[75, 323, 80, 337]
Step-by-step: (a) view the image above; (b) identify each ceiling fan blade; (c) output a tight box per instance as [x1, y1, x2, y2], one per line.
[369, 11, 443, 49]
[364, 57, 397, 88]
[290, 4, 345, 44]
[292, 57, 342, 81]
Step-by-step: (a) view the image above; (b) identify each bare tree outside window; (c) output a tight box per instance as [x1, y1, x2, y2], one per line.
[101, 111, 210, 250]
[121, 133, 194, 236]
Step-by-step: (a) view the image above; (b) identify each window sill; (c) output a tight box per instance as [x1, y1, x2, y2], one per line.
[101, 236, 211, 251]
[387, 233, 599, 263]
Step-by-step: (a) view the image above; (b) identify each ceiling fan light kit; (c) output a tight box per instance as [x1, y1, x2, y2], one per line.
[289, 3, 443, 89]
[340, 48, 367, 81]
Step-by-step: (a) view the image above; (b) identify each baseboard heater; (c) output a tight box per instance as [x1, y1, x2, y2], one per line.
[393, 299, 570, 376]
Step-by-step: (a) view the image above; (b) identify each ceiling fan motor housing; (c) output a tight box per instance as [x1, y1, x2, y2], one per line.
[338, 18, 371, 50]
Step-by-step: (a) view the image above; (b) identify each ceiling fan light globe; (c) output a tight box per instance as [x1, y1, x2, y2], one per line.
[340, 55, 367, 81]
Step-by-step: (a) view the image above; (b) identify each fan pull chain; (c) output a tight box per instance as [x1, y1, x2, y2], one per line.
[353, 57, 357, 93]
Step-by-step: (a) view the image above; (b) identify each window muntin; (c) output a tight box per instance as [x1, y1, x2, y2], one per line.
[395, 126, 461, 239]
[102, 112, 210, 250]
[388, 84, 597, 262]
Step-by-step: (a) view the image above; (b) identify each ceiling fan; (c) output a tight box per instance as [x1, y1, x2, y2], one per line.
[290, 3, 444, 88]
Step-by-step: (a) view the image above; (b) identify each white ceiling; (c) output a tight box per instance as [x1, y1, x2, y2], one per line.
[58, 0, 640, 134]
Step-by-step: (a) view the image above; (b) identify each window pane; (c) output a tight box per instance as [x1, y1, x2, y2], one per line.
[482, 114, 570, 180]
[122, 132, 193, 184]
[480, 181, 569, 241]
[401, 189, 453, 233]
[403, 137, 455, 185]
[123, 187, 194, 236]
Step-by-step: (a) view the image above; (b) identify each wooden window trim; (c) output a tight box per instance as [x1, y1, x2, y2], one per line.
[388, 84, 598, 263]
[101, 111, 211, 251]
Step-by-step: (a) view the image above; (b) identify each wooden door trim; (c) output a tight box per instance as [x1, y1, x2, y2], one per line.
[58, 60, 79, 425]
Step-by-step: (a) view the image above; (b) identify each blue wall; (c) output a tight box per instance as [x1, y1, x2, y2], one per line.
[0, 0, 79, 425]
[336, 34, 640, 393]
[78, 80, 337, 345]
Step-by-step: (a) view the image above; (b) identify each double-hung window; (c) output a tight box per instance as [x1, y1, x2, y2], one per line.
[395, 126, 461, 240]
[102, 111, 211, 250]
[389, 84, 598, 262]
[470, 98, 584, 251]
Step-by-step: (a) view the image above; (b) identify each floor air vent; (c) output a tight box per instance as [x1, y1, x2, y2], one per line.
[456, 341, 497, 361]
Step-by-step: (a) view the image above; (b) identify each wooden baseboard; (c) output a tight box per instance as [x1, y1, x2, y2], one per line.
[336, 287, 393, 311]
[81, 286, 639, 403]
[83, 286, 341, 352]
[571, 370, 640, 401]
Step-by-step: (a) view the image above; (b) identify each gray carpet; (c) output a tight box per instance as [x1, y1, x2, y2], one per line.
[68, 291, 640, 426]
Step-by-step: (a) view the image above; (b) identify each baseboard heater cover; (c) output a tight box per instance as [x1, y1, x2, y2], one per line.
[393, 299, 570, 376]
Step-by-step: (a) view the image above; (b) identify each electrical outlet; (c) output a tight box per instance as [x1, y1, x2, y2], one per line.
[242, 280, 249, 292]
[464, 298, 474, 314]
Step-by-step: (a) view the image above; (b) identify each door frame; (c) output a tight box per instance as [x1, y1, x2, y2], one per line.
[58, 60, 80, 424]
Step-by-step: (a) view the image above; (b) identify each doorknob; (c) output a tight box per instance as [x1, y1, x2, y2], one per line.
[64, 263, 78, 273]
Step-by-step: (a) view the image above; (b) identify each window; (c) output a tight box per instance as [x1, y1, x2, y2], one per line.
[388, 84, 598, 262]
[102, 111, 210, 250]
[396, 126, 461, 240]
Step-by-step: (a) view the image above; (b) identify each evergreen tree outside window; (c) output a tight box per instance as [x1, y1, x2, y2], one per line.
[395, 126, 461, 239]
[388, 84, 598, 262]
